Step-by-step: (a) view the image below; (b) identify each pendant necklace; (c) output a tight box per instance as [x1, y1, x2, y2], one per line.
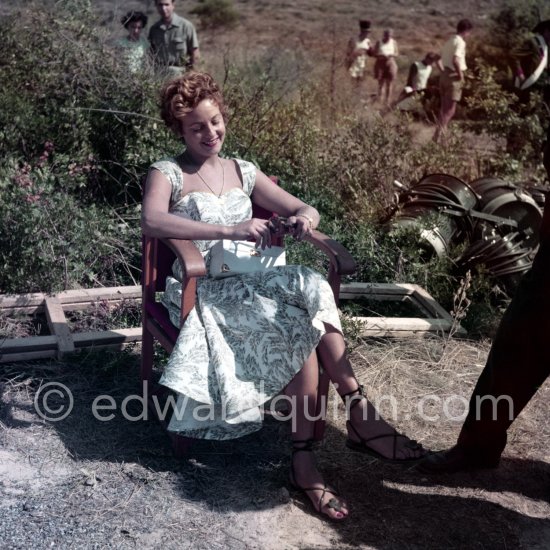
[195, 157, 225, 201]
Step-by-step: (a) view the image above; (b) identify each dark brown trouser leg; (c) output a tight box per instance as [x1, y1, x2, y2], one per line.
[457, 241, 550, 459]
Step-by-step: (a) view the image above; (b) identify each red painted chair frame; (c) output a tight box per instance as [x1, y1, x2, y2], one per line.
[141, 185, 357, 455]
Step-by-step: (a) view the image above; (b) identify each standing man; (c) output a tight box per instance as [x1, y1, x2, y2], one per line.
[434, 19, 473, 142]
[149, 0, 200, 76]
[345, 20, 373, 103]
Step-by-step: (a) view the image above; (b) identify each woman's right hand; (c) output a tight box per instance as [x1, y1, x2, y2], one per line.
[230, 218, 273, 249]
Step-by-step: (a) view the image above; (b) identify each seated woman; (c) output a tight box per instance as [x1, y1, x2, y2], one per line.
[141, 71, 428, 521]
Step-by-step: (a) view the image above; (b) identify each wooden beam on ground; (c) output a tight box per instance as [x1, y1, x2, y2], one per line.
[44, 297, 75, 359]
[72, 328, 142, 349]
[0, 285, 142, 314]
[340, 282, 465, 337]
[0, 282, 464, 363]
[0, 329, 142, 363]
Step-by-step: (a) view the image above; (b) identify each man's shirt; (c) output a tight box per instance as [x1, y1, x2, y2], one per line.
[148, 13, 199, 67]
[441, 35, 467, 72]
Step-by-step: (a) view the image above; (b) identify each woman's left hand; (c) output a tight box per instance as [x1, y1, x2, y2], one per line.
[287, 215, 313, 241]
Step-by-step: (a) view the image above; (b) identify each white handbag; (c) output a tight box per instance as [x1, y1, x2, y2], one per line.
[209, 240, 286, 279]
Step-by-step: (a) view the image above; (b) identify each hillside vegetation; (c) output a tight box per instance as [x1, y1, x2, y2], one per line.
[1, 0, 549, 336]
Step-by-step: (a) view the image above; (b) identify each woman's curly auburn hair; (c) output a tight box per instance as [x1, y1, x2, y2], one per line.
[160, 72, 227, 135]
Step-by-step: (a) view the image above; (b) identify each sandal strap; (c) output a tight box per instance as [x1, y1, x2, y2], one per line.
[346, 425, 424, 460]
[360, 431, 422, 449]
[341, 384, 366, 411]
[300, 485, 344, 513]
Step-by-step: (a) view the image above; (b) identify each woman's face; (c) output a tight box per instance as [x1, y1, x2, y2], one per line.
[128, 20, 144, 41]
[180, 99, 226, 158]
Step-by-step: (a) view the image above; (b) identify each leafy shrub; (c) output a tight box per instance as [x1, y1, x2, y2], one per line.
[0, 151, 141, 293]
[464, 62, 547, 180]
[0, 2, 178, 204]
[491, 0, 550, 51]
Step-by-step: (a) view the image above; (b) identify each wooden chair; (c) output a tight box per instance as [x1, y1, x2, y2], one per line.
[141, 188, 357, 455]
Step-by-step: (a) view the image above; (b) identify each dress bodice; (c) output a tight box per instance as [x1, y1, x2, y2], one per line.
[149, 157, 256, 253]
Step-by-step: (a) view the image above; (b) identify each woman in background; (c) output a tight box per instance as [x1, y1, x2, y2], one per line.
[117, 11, 149, 73]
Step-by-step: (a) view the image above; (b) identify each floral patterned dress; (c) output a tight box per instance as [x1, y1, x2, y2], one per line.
[151, 157, 342, 439]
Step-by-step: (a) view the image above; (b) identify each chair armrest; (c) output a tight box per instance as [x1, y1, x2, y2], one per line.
[162, 238, 207, 279]
[305, 230, 357, 275]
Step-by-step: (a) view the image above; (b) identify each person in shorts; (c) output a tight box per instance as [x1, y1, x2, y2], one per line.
[433, 19, 473, 142]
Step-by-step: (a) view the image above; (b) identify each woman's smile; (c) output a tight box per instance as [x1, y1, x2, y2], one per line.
[181, 99, 226, 159]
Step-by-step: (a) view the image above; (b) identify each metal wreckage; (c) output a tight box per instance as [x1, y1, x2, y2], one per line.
[384, 174, 548, 294]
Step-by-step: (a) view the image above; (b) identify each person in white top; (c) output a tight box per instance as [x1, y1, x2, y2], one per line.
[373, 29, 399, 107]
[392, 52, 440, 111]
[345, 19, 373, 101]
[434, 19, 473, 142]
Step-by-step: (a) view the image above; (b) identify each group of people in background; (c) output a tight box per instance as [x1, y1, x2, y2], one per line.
[347, 17, 550, 144]
[346, 20, 400, 107]
[346, 18, 473, 141]
[117, 0, 199, 76]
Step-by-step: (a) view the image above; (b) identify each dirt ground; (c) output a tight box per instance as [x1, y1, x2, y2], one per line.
[1, 337, 549, 549]
[1, 1, 549, 548]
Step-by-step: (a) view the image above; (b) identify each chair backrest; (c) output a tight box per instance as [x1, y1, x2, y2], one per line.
[142, 235, 175, 295]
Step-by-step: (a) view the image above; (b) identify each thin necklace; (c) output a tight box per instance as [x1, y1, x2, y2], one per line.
[195, 158, 225, 198]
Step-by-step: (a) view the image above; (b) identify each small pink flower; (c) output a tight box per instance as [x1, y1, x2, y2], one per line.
[25, 194, 41, 204]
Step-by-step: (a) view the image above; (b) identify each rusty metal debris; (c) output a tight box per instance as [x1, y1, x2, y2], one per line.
[385, 173, 547, 293]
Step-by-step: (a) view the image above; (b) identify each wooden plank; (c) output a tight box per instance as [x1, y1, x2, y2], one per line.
[44, 297, 75, 357]
[354, 316, 453, 331]
[0, 292, 46, 310]
[354, 328, 443, 338]
[0, 286, 142, 313]
[0, 305, 44, 315]
[0, 329, 142, 362]
[340, 282, 416, 299]
[0, 350, 57, 364]
[340, 282, 465, 336]
[73, 327, 142, 348]
[54, 286, 141, 305]
[0, 335, 58, 354]
[408, 284, 456, 320]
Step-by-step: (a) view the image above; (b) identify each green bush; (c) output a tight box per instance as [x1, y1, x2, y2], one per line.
[0, 152, 140, 293]
[0, 2, 178, 204]
[464, 62, 547, 180]
[491, 0, 550, 50]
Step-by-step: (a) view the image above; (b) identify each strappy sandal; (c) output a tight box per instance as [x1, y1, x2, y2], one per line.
[342, 385, 428, 464]
[289, 439, 348, 522]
